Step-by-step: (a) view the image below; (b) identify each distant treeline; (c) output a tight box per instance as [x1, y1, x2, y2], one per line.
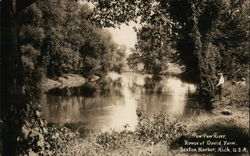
[18, 0, 126, 79]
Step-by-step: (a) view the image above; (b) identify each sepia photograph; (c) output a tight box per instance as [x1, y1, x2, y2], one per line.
[1, 0, 249, 155]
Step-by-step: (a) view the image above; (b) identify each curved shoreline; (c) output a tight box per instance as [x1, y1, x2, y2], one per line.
[40, 74, 86, 92]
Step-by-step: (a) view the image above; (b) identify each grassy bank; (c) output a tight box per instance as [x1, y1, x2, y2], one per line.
[59, 110, 248, 156]
[16, 107, 249, 155]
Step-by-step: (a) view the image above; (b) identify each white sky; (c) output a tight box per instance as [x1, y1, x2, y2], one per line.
[106, 22, 140, 51]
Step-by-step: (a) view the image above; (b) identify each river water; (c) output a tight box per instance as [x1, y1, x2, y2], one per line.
[41, 72, 207, 131]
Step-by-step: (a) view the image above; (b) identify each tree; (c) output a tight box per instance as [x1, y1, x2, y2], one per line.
[91, 0, 249, 100]
[168, 0, 250, 99]
[1, 0, 37, 155]
[89, 0, 178, 75]
[17, 0, 126, 79]
[127, 24, 175, 74]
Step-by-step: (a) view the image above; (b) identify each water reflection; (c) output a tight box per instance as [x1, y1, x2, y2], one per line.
[41, 72, 206, 131]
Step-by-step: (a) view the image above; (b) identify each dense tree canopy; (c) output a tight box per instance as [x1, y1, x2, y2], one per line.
[127, 24, 174, 74]
[168, 0, 250, 98]
[18, 0, 126, 78]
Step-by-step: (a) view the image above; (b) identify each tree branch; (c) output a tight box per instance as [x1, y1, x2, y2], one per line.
[16, 0, 37, 14]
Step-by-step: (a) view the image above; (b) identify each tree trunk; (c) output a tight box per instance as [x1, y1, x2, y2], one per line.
[1, 0, 35, 155]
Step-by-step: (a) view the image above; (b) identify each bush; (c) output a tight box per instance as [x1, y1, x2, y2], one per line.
[96, 108, 187, 150]
[18, 119, 76, 155]
[223, 81, 249, 107]
[96, 129, 134, 150]
[135, 109, 187, 145]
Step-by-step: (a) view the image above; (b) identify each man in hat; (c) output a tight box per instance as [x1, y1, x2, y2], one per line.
[216, 73, 225, 101]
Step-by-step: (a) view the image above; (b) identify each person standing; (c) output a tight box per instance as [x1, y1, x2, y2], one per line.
[216, 73, 225, 101]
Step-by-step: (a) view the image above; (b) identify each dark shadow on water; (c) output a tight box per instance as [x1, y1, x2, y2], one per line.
[144, 76, 164, 95]
[46, 78, 123, 98]
[46, 83, 96, 97]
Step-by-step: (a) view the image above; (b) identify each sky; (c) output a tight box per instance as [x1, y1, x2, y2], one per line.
[106, 22, 140, 52]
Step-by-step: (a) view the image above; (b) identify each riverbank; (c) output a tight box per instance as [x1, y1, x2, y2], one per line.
[35, 75, 249, 155]
[211, 81, 249, 115]
[58, 81, 249, 155]
[18, 102, 248, 155]
[41, 74, 87, 92]
[58, 106, 248, 156]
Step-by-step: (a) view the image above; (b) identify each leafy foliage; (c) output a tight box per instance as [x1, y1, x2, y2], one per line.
[223, 81, 249, 107]
[92, 0, 249, 98]
[18, 0, 126, 78]
[18, 119, 76, 155]
[168, 0, 250, 98]
[96, 108, 187, 150]
[127, 24, 176, 74]
[96, 130, 134, 150]
[135, 109, 187, 144]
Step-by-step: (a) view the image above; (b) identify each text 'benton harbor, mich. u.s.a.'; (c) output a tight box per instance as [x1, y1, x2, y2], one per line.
[179, 133, 248, 153]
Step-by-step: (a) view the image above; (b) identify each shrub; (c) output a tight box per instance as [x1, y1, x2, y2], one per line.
[18, 119, 76, 155]
[96, 129, 134, 150]
[96, 108, 187, 150]
[223, 81, 249, 107]
[135, 109, 187, 145]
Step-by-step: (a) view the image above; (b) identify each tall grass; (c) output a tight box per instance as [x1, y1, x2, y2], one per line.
[222, 81, 249, 107]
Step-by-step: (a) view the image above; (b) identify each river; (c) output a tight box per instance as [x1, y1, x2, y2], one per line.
[41, 72, 208, 131]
